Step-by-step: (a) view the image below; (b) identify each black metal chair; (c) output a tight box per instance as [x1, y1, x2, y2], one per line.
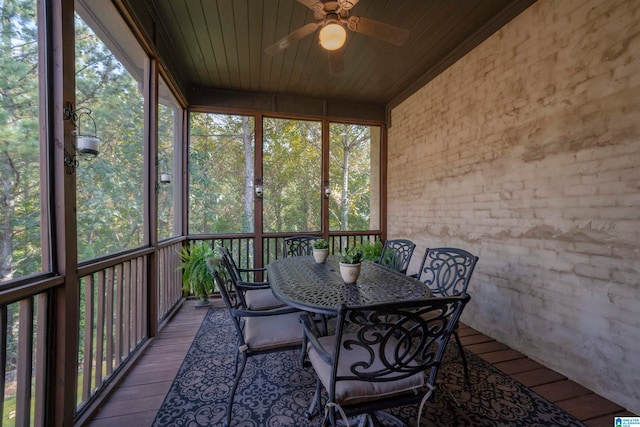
[284, 235, 318, 257]
[377, 238, 416, 274]
[417, 247, 479, 384]
[207, 259, 304, 427]
[301, 294, 471, 426]
[218, 246, 284, 310]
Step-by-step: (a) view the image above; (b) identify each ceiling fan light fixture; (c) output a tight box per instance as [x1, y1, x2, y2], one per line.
[319, 23, 346, 50]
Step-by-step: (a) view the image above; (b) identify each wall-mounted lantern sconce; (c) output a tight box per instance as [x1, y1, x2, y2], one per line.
[64, 103, 99, 173]
[158, 158, 172, 184]
[255, 178, 263, 198]
[324, 180, 331, 199]
[160, 172, 172, 184]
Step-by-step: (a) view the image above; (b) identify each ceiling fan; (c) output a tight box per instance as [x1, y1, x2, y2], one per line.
[265, 0, 409, 74]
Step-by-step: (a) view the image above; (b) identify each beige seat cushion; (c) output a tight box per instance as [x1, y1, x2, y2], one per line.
[244, 311, 303, 351]
[308, 332, 426, 406]
[245, 288, 285, 310]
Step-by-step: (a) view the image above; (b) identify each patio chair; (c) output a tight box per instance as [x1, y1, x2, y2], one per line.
[417, 247, 479, 384]
[377, 238, 416, 274]
[284, 235, 318, 257]
[301, 294, 471, 426]
[219, 246, 284, 310]
[207, 259, 304, 427]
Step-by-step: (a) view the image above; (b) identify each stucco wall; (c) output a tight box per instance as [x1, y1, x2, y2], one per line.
[388, 0, 640, 414]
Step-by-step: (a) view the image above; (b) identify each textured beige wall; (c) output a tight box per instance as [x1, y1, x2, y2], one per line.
[388, 0, 640, 413]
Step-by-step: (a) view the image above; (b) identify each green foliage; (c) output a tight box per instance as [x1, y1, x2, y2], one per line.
[157, 101, 177, 240]
[311, 238, 330, 249]
[2, 3, 379, 281]
[1, 0, 43, 280]
[75, 15, 146, 261]
[188, 115, 376, 236]
[358, 240, 383, 262]
[262, 117, 322, 232]
[340, 246, 363, 264]
[178, 242, 218, 299]
[328, 123, 376, 231]
[189, 113, 256, 234]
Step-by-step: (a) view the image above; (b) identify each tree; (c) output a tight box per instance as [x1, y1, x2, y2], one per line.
[0, 0, 41, 281]
[262, 118, 321, 232]
[329, 124, 372, 231]
[75, 16, 145, 260]
[189, 113, 255, 234]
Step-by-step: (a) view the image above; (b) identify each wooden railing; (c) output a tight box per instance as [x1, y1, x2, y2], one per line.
[1, 294, 45, 425]
[73, 239, 182, 412]
[262, 232, 380, 264]
[157, 238, 184, 322]
[0, 276, 61, 426]
[76, 250, 151, 411]
[194, 231, 381, 276]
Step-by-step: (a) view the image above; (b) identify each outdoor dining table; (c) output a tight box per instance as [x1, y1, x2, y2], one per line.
[267, 255, 432, 315]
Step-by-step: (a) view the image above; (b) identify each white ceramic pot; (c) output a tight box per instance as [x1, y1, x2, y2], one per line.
[339, 262, 361, 284]
[312, 248, 329, 263]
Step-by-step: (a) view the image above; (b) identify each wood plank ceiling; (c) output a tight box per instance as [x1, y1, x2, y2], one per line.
[138, 0, 535, 111]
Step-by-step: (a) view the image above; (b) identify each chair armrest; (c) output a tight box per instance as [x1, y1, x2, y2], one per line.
[300, 313, 333, 364]
[236, 267, 268, 283]
[236, 279, 270, 290]
[233, 305, 299, 318]
[237, 266, 267, 273]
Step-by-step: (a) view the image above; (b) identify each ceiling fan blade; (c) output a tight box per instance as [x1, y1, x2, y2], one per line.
[347, 16, 409, 46]
[265, 22, 319, 55]
[337, 0, 360, 10]
[296, 0, 322, 10]
[328, 48, 345, 74]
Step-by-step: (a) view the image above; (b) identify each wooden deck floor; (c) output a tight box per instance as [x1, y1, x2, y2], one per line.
[85, 299, 636, 426]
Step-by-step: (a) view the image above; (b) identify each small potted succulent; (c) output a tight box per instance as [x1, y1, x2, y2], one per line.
[339, 246, 363, 284]
[311, 238, 330, 263]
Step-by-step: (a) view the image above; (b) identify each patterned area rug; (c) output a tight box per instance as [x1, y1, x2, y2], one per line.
[153, 308, 585, 426]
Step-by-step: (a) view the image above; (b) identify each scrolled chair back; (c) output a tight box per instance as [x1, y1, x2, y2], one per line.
[333, 295, 469, 385]
[417, 247, 478, 296]
[284, 235, 318, 257]
[303, 294, 470, 425]
[377, 238, 416, 273]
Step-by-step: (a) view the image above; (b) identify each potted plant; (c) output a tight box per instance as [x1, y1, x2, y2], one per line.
[358, 239, 383, 262]
[178, 241, 219, 308]
[339, 246, 363, 284]
[311, 238, 330, 263]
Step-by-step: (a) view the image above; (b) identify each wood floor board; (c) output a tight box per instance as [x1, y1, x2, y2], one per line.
[555, 394, 625, 421]
[458, 333, 495, 345]
[103, 381, 175, 402]
[465, 340, 510, 354]
[510, 367, 567, 388]
[493, 357, 544, 375]
[478, 348, 526, 363]
[531, 380, 593, 403]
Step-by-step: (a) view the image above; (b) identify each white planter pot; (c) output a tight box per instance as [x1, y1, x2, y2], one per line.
[339, 262, 361, 284]
[313, 248, 329, 263]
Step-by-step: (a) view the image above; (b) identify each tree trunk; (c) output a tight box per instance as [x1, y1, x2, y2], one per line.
[242, 116, 253, 232]
[1, 162, 14, 281]
[341, 140, 350, 229]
